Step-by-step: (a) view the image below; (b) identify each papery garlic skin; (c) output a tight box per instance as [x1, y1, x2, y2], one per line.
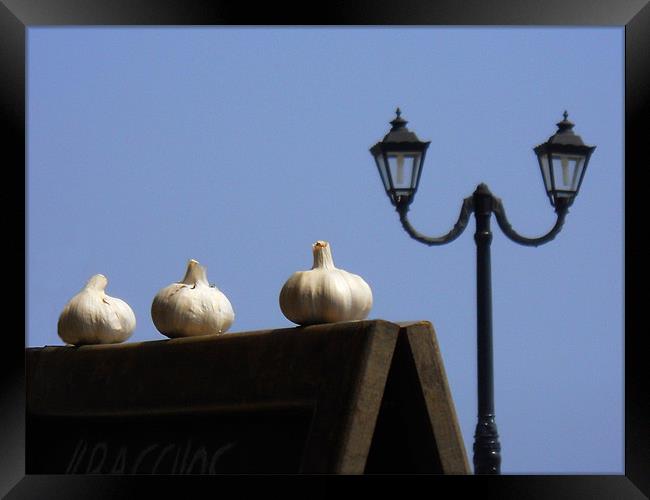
[151, 259, 235, 338]
[279, 241, 373, 325]
[57, 274, 136, 346]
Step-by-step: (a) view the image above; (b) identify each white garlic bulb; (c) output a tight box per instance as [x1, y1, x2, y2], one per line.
[279, 241, 373, 325]
[151, 259, 235, 338]
[57, 274, 136, 346]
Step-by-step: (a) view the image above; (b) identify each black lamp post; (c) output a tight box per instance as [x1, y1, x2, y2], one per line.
[370, 108, 595, 475]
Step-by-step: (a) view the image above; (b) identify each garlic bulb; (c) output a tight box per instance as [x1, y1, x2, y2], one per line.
[57, 274, 136, 346]
[279, 241, 373, 325]
[151, 259, 235, 338]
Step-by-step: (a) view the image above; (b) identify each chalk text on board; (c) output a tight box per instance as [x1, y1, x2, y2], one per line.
[65, 438, 236, 474]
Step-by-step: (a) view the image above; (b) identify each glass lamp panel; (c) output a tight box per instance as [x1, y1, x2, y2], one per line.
[550, 154, 585, 194]
[538, 153, 553, 194]
[386, 152, 421, 193]
[373, 152, 391, 193]
[410, 154, 424, 192]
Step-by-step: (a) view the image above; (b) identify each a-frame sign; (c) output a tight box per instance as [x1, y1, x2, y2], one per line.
[26, 320, 470, 474]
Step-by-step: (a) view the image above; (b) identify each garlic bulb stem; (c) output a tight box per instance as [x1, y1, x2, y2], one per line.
[86, 274, 109, 291]
[181, 259, 209, 286]
[312, 241, 336, 270]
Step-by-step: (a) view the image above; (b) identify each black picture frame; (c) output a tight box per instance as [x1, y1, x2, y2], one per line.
[5, 0, 647, 497]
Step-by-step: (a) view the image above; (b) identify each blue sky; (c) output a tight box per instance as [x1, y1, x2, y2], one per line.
[26, 27, 623, 474]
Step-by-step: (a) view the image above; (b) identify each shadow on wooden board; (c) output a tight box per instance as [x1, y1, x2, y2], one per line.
[26, 319, 470, 474]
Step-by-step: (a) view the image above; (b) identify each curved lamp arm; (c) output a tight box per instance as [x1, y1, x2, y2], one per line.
[492, 196, 568, 247]
[397, 196, 474, 246]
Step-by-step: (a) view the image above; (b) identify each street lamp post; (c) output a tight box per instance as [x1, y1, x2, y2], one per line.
[369, 108, 595, 474]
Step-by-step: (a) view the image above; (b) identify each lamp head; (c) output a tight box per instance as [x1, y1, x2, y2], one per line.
[533, 111, 596, 210]
[370, 108, 431, 208]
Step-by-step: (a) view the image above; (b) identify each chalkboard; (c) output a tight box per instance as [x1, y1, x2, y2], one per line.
[27, 410, 313, 474]
[26, 320, 470, 474]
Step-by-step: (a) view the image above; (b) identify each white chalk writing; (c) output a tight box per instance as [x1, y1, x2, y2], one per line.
[65, 438, 236, 474]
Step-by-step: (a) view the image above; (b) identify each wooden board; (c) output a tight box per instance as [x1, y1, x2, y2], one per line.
[26, 319, 470, 474]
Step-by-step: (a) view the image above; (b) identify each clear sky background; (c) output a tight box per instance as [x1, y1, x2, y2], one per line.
[26, 27, 623, 474]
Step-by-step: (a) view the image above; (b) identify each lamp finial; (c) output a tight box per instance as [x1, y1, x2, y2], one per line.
[556, 110, 574, 132]
[390, 107, 407, 130]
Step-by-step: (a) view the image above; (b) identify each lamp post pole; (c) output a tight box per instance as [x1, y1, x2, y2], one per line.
[372, 109, 595, 474]
[472, 184, 500, 474]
